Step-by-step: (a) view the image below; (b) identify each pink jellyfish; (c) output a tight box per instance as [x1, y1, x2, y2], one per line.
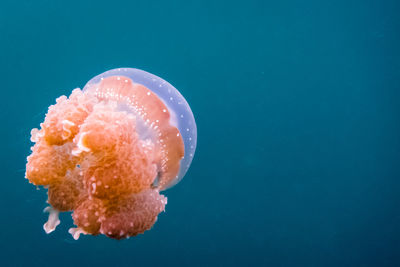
[25, 68, 197, 240]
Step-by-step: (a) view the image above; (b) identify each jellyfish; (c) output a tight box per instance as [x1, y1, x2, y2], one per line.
[25, 68, 197, 240]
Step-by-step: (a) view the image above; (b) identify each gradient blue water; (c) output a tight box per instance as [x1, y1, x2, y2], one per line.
[1, 1, 399, 266]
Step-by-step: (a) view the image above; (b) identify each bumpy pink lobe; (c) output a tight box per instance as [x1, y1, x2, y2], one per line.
[26, 140, 78, 185]
[42, 89, 97, 145]
[72, 198, 106, 235]
[100, 189, 167, 239]
[47, 168, 86, 211]
[75, 102, 136, 153]
[77, 103, 157, 197]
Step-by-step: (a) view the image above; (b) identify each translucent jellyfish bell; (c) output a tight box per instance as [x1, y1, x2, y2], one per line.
[83, 68, 197, 189]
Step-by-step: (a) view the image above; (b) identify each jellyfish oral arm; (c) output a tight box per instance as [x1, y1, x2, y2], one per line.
[43, 206, 60, 234]
[68, 227, 88, 240]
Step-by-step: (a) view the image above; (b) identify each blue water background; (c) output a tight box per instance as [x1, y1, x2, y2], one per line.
[0, 0, 399, 266]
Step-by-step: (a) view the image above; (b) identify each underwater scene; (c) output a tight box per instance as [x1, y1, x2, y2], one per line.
[0, 0, 399, 266]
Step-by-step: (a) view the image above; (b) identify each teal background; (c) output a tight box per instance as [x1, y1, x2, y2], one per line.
[1, 0, 399, 266]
